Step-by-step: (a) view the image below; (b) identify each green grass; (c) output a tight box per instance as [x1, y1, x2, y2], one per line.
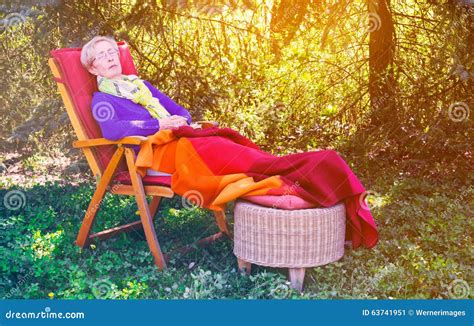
[0, 171, 472, 299]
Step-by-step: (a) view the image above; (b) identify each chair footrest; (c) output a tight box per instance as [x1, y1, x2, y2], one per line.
[89, 220, 143, 241]
[164, 232, 225, 262]
[87, 227, 226, 262]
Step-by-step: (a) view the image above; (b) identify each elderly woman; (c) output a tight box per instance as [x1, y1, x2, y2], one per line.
[81, 36, 197, 176]
[79, 36, 379, 249]
[80, 36, 194, 139]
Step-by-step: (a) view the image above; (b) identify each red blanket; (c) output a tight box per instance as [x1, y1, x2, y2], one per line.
[136, 126, 379, 249]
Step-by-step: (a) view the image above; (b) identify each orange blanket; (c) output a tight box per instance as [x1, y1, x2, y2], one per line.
[135, 126, 379, 249]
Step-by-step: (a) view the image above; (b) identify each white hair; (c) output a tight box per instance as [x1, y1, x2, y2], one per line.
[80, 36, 119, 69]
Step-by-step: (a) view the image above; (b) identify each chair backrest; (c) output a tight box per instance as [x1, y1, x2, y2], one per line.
[49, 41, 138, 177]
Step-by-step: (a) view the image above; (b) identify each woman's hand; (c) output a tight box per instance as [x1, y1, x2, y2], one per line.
[159, 115, 189, 130]
[190, 123, 202, 129]
[129, 135, 147, 140]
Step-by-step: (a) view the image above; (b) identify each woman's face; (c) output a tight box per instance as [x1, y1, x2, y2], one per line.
[87, 40, 122, 79]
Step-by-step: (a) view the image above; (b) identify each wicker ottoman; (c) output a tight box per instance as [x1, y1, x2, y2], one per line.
[233, 200, 346, 291]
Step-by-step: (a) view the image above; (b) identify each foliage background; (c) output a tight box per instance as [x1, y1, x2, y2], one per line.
[1, 0, 472, 171]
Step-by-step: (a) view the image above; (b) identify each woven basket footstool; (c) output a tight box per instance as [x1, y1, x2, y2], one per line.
[233, 200, 346, 291]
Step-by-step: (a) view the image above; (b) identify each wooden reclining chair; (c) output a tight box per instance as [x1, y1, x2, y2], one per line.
[48, 41, 231, 270]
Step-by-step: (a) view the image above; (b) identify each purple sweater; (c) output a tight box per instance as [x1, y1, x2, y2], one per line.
[91, 80, 192, 140]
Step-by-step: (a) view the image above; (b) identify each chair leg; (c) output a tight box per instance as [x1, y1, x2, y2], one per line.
[125, 148, 167, 270]
[288, 268, 306, 292]
[213, 210, 232, 238]
[149, 196, 162, 219]
[76, 146, 125, 248]
[237, 258, 251, 274]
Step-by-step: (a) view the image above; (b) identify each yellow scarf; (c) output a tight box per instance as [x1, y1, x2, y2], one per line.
[97, 75, 171, 119]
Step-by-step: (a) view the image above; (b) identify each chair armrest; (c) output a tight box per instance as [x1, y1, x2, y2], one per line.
[73, 136, 145, 148]
[194, 121, 219, 128]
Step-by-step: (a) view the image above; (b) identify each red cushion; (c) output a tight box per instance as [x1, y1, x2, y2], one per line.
[114, 171, 172, 187]
[50, 42, 138, 172]
[241, 194, 320, 210]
